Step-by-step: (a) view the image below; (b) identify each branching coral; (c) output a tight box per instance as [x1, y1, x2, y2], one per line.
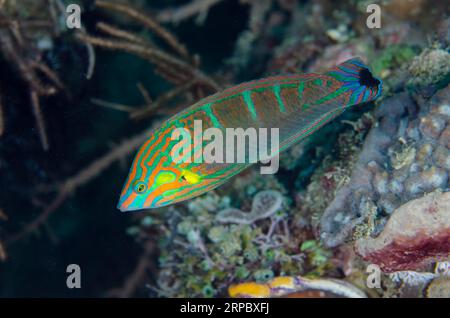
[5, 1, 223, 244]
[227, 0, 273, 71]
[7, 124, 158, 244]
[0, 0, 67, 150]
[76, 1, 220, 121]
[107, 240, 157, 298]
[157, 0, 224, 25]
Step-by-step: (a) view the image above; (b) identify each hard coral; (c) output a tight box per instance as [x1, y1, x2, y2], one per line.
[408, 48, 450, 88]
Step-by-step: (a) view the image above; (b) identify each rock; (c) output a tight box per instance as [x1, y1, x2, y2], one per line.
[355, 191, 450, 272]
[426, 276, 450, 298]
[320, 86, 450, 248]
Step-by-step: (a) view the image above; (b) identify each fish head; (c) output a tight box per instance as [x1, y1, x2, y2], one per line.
[117, 141, 215, 211]
[117, 159, 192, 211]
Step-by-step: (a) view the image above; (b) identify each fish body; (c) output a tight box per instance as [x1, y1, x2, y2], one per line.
[118, 58, 382, 211]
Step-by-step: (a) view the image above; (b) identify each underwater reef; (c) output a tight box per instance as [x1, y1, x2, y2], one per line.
[0, 0, 449, 298]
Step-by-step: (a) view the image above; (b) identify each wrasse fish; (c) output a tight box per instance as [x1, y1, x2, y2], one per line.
[118, 58, 382, 211]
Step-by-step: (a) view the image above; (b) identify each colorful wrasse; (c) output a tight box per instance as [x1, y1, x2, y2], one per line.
[118, 58, 382, 211]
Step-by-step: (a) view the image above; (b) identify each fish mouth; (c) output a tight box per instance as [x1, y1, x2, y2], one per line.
[117, 202, 128, 212]
[117, 199, 152, 212]
[117, 199, 133, 212]
[117, 204, 142, 212]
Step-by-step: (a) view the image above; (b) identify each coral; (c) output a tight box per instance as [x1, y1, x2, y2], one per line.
[320, 85, 450, 248]
[371, 44, 416, 79]
[231, 168, 287, 201]
[226, 0, 273, 72]
[147, 169, 335, 297]
[77, 1, 220, 121]
[434, 261, 450, 276]
[355, 190, 450, 272]
[299, 240, 332, 274]
[408, 48, 450, 88]
[228, 275, 367, 298]
[382, 0, 427, 21]
[5, 0, 224, 244]
[0, 0, 68, 150]
[156, 0, 224, 25]
[294, 114, 373, 221]
[389, 271, 436, 287]
[426, 277, 450, 298]
[107, 240, 157, 298]
[385, 261, 450, 298]
[216, 190, 283, 225]
[7, 124, 158, 243]
[307, 41, 372, 73]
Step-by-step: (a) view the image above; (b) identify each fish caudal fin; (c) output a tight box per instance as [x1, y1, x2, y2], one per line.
[326, 57, 383, 104]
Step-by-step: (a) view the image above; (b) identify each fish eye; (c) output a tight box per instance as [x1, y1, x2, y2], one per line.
[133, 181, 147, 194]
[180, 175, 187, 182]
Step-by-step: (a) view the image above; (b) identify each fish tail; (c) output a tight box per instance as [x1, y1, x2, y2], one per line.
[326, 57, 383, 103]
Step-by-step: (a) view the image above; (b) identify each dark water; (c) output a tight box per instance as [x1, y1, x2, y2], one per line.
[0, 0, 249, 297]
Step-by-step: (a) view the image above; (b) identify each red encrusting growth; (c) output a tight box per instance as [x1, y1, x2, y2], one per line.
[355, 191, 450, 273]
[357, 230, 450, 272]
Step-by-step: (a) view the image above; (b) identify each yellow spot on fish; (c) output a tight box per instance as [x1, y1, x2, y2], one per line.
[181, 169, 202, 184]
[155, 171, 176, 186]
[228, 282, 271, 298]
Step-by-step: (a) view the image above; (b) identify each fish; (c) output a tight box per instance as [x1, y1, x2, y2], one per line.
[117, 57, 382, 211]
